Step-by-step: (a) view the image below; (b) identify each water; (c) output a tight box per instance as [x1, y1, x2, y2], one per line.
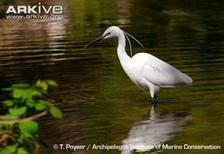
[122, 107, 192, 154]
[0, 0, 224, 154]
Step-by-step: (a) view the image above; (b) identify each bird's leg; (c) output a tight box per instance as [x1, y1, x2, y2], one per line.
[151, 94, 158, 106]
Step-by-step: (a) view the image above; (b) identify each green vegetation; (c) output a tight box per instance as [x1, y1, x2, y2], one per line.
[0, 80, 62, 154]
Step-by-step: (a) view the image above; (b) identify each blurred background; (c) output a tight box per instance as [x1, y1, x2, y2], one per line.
[0, 0, 224, 153]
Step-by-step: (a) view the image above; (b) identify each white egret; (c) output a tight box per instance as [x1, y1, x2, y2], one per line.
[84, 26, 192, 104]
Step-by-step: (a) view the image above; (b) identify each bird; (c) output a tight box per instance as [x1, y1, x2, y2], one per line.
[84, 26, 192, 104]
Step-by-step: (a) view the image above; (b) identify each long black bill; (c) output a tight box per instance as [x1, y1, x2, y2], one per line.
[84, 34, 105, 48]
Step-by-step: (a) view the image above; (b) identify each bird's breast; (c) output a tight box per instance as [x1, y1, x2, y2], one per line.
[121, 61, 148, 90]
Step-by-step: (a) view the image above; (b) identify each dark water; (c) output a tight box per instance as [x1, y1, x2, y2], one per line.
[0, 0, 224, 154]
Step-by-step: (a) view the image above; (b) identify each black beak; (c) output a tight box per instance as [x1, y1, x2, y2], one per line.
[84, 34, 106, 48]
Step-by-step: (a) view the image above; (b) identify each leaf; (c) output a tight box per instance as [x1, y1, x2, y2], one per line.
[36, 80, 48, 91]
[2, 100, 14, 106]
[23, 89, 42, 100]
[35, 100, 48, 111]
[12, 83, 31, 89]
[17, 147, 28, 154]
[26, 97, 35, 107]
[28, 89, 42, 97]
[47, 80, 58, 87]
[9, 106, 27, 116]
[16, 136, 24, 144]
[0, 145, 17, 154]
[13, 88, 42, 100]
[1, 87, 12, 91]
[20, 131, 33, 138]
[49, 105, 63, 119]
[12, 89, 25, 99]
[4, 114, 18, 120]
[19, 120, 38, 134]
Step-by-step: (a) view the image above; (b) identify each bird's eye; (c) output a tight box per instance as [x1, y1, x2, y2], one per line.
[107, 32, 111, 35]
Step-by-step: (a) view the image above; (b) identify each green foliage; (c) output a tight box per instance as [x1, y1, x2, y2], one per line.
[2, 100, 14, 106]
[35, 100, 48, 111]
[49, 105, 63, 119]
[9, 107, 27, 116]
[0, 80, 62, 154]
[17, 147, 28, 154]
[19, 121, 39, 135]
[0, 145, 17, 154]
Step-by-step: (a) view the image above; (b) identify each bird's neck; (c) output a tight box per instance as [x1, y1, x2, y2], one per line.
[117, 32, 131, 64]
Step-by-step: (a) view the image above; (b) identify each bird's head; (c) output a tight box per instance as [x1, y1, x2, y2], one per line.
[84, 26, 122, 48]
[102, 26, 121, 39]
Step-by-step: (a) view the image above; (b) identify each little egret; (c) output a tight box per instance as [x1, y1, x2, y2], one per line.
[84, 26, 192, 104]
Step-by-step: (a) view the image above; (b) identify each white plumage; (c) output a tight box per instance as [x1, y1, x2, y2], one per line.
[85, 26, 192, 104]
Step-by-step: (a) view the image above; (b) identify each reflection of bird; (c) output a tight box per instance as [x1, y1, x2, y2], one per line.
[85, 26, 192, 104]
[121, 106, 192, 154]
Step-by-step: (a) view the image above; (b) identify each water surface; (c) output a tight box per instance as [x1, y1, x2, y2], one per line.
[0, 0, 224, 154]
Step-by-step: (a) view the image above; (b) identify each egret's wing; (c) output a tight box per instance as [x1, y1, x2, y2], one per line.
[141, 54, 192, 87]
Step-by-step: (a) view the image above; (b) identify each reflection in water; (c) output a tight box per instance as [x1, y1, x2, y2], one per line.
[122, 106, 192, 154]
[0, 18, 68, 67]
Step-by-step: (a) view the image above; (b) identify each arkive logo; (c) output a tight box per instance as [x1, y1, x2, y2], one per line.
[5, 3, 63, 19]
[6, 3, 63, 14]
